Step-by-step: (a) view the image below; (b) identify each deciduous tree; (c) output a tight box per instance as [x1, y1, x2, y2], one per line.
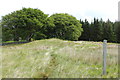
[48, 13, 83, 40]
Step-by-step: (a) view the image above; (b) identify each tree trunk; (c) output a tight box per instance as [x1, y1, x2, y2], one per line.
[26, 33, 33, 42]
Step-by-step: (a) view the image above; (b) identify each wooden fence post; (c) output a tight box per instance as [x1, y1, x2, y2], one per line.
[103, 40, 107, 75]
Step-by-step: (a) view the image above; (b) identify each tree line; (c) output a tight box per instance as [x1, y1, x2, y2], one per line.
[1, 8, 120, 43]
[79, 19, 120, 43]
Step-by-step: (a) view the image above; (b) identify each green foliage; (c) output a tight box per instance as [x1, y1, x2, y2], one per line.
[92, 18, 103, 41]
[33, 32, 47, 40]
[1, 7, 120, 42]
[0, 22, 2, 42]
[102, 20, 115, 42]
[1, 8, 48, 41]
[48, 13, 83, 40]
[40, 17, 55, 39]
[79, 18, 103, 41]
[79, 18, 118, 43]
[114, 22, 120, 43]
[79, 19, 91, 40]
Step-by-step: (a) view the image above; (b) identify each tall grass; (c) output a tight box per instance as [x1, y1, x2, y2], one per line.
[2, 38, 118, 78]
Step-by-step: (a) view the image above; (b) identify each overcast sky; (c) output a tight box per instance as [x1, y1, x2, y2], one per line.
[0, 0, 119, 22]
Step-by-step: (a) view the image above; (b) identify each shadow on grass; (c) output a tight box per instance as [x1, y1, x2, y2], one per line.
[0, 41, 30, 46]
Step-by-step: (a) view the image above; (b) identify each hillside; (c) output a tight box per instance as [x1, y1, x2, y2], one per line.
[2, 39, 118, 78]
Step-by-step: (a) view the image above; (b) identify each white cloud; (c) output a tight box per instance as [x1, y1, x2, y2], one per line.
[0, 0, 119, 22]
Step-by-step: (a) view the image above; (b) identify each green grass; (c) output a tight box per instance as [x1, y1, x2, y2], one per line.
[1, 38, 118, 78]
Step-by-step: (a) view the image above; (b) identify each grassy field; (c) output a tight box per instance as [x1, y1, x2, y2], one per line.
[1, 38, 118, 78]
